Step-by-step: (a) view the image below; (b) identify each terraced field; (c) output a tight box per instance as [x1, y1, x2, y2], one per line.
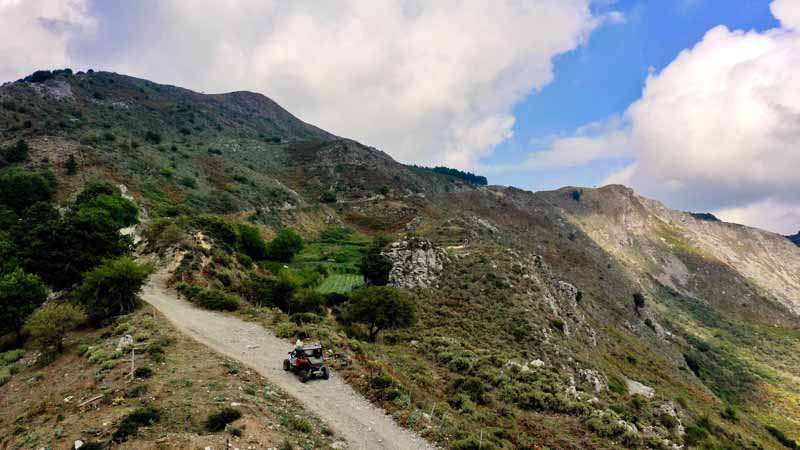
[316, 274, 364, 294]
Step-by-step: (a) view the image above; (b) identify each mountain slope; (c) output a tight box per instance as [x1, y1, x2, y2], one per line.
[2, 70, 800, 450]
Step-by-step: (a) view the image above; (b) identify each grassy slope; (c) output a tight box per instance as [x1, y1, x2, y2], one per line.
[0, 308, 339, 450]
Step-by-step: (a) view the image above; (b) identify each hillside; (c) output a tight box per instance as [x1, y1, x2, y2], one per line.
[2, 70, 800, 450]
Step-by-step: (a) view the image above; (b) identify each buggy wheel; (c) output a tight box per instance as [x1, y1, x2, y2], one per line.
[321, 366, 330, 380]
[283, 359, 290, 371]
[299, 370, 309, 383]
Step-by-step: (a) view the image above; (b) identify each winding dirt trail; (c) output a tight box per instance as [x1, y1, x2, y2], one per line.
[141, 269, 435, 450]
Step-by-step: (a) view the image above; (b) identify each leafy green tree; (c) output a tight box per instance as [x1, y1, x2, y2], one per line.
[265, 228, 304, 262]
[74, 181, 118, 206]
[289, 289, 325, 315]
[0, 168, 55, 213]
[24, 302, 86, 353]
[242, 273, 296, 310]
[0, 236, 17, 276]
[76, 193, 138, 229]
[11, 198, 133, 290]
[342, 286, 416, 342]
[237, 224, 268, 260]
[360, 236, 392, 286]
[0, 268, 47, 340]
[73, 257, 153, 323]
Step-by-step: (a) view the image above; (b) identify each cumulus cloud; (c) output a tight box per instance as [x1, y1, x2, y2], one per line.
[16, 0, 608, 169]
[516, 1, 800, 234]
[0, 0, 95, 83]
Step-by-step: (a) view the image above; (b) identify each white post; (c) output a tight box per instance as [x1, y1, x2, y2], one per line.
[479, 430, 483, 449]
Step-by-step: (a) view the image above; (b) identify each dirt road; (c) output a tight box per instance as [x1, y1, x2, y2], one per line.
[141, 270, 435, 450]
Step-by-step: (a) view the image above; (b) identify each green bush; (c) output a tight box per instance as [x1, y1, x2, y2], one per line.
[0, 268, 48, 339]
[451, 436, 497, 450]
[289, 416, 312, 433]
[0, 167, 55, 213]
[237, 224, 268, 260]
[24, 302, 86, 353]
[360, 236, 392, 286]
[289, 289, 324, 315]
[265, 228, 304, 262]
[290, 312, 321, 324]
[112, 407, 160, 442]
[275, 321, 298, 338]
[134, 367, 153, 378]
[205, 407, 242, 432]
[455, 377, 487, 403]
[193, 289, 240, 311]
[74, 257, 154, 323]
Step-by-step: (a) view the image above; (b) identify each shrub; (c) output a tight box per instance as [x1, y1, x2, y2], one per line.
[289, 416, 312, 433]
[290, 312, 321, 324]
[2, 139, 29, 163]
[571, 189, 582, 202]
[452, 436, 497, 450]
[0, 167, 55, 213]
[66, 154, 78, 175]
[74, 257, 154, 323]
[633, 292, 646, 309]
[205, 407, 242, 432]
[721, 404, 739, 422]
[448, 357, 473, 373]
[237, 224, 268, 260]
[77, 443, 103, 450]
[275, 321, 298, 338]
[242, 273, 296, 310]
[265, 229, 304, 262]
[341, 286, 415, 342]
[289, 289, 324, 315]
[144, 131, 162, 144]
[0, 268, 48, 340]
[370, 374, 394, 390]
[24, 302, 86, 353]
[193, 289, 240, 311]
[319, 191, 337, 203]
[455, 377, 488, 403]
[766, 425, 800, 450]
[179, 176, 197, 188]
[112, 407, 160, 442]
[134, 367, 153, 379]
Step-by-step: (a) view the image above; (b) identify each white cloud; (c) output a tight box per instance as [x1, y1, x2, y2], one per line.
[517, 1, 800, 234]
[58, 0, 608, 169]
[0, 0, 95, 83]
[525, 116, 631, 170]
[716, 199, 800, 236]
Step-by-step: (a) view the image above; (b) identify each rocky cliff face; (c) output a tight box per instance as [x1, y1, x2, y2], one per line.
[383, 238, 449, 289]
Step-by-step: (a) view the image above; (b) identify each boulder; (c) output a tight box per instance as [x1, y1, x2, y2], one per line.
[383, 238, 448, 289]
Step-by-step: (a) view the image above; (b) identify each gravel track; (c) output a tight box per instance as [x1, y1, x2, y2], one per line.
[141, 269, 435, 450]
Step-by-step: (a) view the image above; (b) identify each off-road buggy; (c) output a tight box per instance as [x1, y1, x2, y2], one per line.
[283, 343, 329, 383]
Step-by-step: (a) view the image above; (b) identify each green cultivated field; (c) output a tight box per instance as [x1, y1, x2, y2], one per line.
[316, 274, 364, 294]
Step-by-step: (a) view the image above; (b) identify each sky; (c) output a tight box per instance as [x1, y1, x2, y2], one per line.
[0, 0, 799, 234]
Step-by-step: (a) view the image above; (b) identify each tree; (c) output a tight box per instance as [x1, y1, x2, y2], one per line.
[76, 193, 139, 229]
[24, 302, 86, 353]
[360, 236, 392, 286]
[2, 139, 29, 163]
[342, 286, 416, 342]
[633, 292, 646, 309]
[65, 154, 78, 175]
[236, 224, 268, 260]
[0, 268, 47, 340]
[0, 168, 55, 213]
[73, 257, 153, 323]
[265, 228, 304, 262]
[242, 273, 296, 310]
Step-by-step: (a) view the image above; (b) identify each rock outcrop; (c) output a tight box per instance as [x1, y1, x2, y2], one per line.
[383, 238, 448, 289]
